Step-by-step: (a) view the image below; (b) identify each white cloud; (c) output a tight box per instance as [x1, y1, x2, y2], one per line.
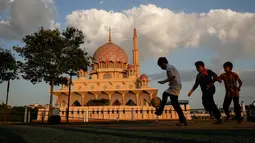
[66, 4, 255, 70]
[0, 0, 59, 40]
[99, 1, 103, 4]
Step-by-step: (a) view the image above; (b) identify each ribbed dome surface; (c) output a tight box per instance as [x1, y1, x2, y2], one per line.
[93, 42, 128, 63]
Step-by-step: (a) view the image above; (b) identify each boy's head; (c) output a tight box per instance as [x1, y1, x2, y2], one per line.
[157, 57, 168, 70]
[223, 61, 233, 72]
[194, 61, 205, 72]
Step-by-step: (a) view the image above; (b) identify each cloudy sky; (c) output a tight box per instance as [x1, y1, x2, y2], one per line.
[0, 0, 255, 108]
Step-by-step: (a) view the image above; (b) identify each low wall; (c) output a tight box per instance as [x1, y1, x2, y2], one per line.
[37, 105, 191, 121]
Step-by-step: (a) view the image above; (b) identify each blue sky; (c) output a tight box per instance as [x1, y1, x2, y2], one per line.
[0, 0, 255, 108]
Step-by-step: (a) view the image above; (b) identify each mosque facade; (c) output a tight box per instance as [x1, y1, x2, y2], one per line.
[37, 28, 191, 121]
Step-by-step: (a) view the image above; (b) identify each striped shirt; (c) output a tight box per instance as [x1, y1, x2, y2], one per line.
[217, 72, 241, 96]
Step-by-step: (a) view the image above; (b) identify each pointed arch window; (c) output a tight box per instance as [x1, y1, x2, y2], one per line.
[109, 61, 114, 68]
[101, 62, 106, 68]
[116, 62, 121, 68]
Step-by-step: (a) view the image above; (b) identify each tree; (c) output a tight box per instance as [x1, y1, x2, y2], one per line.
[61, 27, 91, 123]
[14, 27, 90, 117]
[0, 48, 19, 122]
[0, 48, 19, 102]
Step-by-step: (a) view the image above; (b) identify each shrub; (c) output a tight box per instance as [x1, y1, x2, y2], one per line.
[86, 99, 110, 106]
[0, 115, 23, 122]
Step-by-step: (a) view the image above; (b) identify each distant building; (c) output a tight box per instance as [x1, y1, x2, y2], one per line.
[27, 103, 44, 109]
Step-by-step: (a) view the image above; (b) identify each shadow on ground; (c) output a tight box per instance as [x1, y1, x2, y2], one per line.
[47, 125, 211, 143]
[0, 127, 27, 143]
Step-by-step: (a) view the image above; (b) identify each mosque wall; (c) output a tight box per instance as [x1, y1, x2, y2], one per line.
[37, 105, 192, 121]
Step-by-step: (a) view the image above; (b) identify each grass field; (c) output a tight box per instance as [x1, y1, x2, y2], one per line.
[1, 120, 255, 143]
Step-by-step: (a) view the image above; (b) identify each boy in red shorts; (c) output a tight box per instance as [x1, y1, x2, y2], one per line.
[217, 61, 243, 123]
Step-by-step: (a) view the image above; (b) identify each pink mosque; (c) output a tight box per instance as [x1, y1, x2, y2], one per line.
[37, 28, 191, 121]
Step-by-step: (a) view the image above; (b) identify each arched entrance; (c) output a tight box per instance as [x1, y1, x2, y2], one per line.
[139, 91, 151, 106]
[98, 92, 109, 100]
[111, 91, 122, 105]
[125, 91, 136, 105]
[84, 92, 96, 105]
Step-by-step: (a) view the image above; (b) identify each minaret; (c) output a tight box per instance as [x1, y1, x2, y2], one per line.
[133, 28, 140, 77]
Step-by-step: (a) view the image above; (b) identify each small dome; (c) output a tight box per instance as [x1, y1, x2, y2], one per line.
[93, 42, 128, 63]
[140, 74, 148, 80]
[127, 64, 135, 70]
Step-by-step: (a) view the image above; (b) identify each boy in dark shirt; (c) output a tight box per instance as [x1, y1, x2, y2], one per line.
[188, 61, 222, 124]
[217, 61, 243, 123]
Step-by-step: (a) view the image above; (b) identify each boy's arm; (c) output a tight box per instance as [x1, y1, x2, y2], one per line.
[159, 70, 175, 84]
[188, 77, 199, 96]
[191, 78, 199, 91]
[207, 70, 221, 88]
[236, 73, 242, 90]
[217, 74, 223, 83]
[208, 70, 219, 83]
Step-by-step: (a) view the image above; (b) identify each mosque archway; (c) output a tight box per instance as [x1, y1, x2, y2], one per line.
[139, 91, 150, 106]
[109, 61, 114, 68]
[72, 100, 82, 106]
[111, 92, 122, 105]
[98, 92, 109, 100]
[101, 62, 106, 68]
[84, 92, 96, 105]
[125, 91, 136, 105]
[116, 62, 121, 68]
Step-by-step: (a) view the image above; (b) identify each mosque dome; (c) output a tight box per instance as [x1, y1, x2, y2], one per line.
[140, 74, 149, 81]
[93, 28, 128, 63]
[93, 42, 128, 63]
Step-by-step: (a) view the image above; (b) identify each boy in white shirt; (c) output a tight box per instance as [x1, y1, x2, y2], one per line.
[156, 57, 187, 126]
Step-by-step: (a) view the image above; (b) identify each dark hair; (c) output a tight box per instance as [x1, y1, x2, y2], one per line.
[194, 61, 204, 67]
[223, 61, 233, 69]
[157, 57, 168, 66]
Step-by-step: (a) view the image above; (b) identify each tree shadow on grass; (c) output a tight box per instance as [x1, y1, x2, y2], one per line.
[96, 127, 255, 137]
[0, 127, 27, 143]
[46, 126, 211, 143]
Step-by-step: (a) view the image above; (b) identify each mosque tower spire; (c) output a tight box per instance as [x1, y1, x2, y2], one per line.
[108, 27, 112, 42]
[133, 28, 140, 77]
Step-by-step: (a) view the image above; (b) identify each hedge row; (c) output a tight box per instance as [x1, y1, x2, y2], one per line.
[0, 106, 38, 122]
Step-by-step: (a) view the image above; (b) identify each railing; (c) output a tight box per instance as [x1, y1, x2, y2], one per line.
[0, 106, 251, 123]
[37, 107, 192, 123]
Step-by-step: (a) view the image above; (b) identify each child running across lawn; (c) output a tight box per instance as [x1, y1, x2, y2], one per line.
[217, 61, 243, 124]
[188, 61, 223, 124]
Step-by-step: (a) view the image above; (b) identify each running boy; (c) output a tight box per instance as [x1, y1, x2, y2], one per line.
[156, 57, 187, 126]
[188, 61, 222, 124]
[217, 61, 243, 123]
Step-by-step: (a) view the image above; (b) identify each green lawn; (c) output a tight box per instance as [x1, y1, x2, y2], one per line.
[1, 121, 255, 143]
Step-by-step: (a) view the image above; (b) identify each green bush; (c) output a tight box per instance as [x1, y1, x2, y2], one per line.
[0, 106, 39, 122]
[47, 115, 61, 125]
